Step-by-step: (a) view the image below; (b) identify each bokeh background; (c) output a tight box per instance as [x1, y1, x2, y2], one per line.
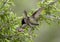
[13, 0, 60, 42]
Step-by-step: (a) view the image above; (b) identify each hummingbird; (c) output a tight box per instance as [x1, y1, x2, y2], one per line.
[17, 0, 58, 32]
[17, 7, 44, 32]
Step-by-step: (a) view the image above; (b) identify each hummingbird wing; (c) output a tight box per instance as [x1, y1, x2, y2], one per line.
[23, 10, 28, 18]
[31, 7, 44, 20]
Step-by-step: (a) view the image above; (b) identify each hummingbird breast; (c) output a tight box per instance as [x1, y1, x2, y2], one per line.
[22, 17, 30, 25]
[22, 18, 26, 25]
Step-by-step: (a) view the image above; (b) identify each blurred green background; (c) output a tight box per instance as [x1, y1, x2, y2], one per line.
[14, 0, 60, 42]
